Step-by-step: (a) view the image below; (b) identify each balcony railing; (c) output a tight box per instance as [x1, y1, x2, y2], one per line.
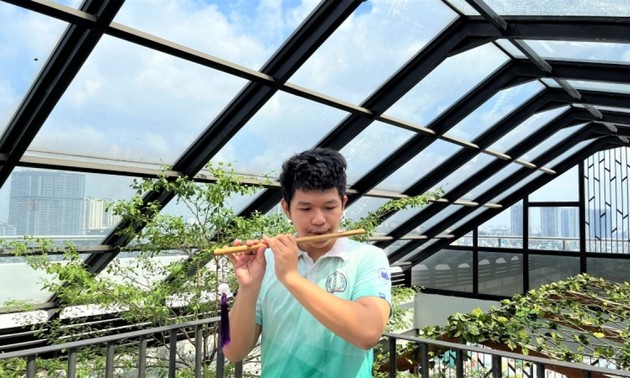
[2, 317, 630, 377]
[383, 332, 630, 378]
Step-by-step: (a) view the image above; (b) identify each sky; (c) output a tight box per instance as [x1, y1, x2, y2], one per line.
[1, 0, 630, 226]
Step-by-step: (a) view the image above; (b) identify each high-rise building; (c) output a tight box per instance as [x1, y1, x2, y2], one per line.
[541, 207, 559, 237]
[8, 171, 85, 235]
[0, 221, 16, 236]
[84, 197, 121, 234]
[510, 203, 523, 236]
[587, 208, 613, 239]
[560, 207, 580, 238]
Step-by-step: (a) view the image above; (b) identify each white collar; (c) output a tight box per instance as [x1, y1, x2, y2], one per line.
[297, 237, 351, 261]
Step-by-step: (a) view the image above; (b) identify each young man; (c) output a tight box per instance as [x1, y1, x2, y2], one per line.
[223, 148, 391, 377]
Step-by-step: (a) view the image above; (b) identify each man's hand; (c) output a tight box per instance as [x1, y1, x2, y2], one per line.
[226, 239, 267, 288]
[263, 234, 299, 284]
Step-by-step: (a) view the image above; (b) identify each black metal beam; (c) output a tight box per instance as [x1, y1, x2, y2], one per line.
[390, 126, 618, 266]
[401, 89, 569, 199]
[0, 0, 124, 187]
[379, 108, 597, 249]
[101, 2, 369, 290]
[240, 18, 476, 215]
[515, 59, 630, 84]
[467, 16, 630, 43]
[351, 60, 524, 194]
[407, 135, 626, 267]
[385, 105, 630, 264]
[172, 1, 363, 175]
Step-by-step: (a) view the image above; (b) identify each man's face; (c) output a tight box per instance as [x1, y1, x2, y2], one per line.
[282, 188, 347, 252]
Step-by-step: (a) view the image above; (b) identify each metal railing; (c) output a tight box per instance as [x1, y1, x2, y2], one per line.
[0, 316, 242, 378]
[2, 319, 630, 377]
[383, 332, 630, 378]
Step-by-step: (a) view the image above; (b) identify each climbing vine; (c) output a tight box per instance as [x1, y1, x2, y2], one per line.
[421, 274, 630, 371]
[1, 162, 442, 377]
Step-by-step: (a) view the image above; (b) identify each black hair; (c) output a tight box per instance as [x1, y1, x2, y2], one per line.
[279, 147, 347, 205]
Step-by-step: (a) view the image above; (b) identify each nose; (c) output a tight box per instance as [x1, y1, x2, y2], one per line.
[312, 208, 326, 226]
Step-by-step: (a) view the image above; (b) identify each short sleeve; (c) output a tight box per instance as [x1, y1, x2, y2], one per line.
[351, 245, 392, 307]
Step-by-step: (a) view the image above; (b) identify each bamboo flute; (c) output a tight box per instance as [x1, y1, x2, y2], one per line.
[214, 228, 366, 255]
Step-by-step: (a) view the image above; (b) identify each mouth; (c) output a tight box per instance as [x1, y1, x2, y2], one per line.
[309, 231, 330, 236]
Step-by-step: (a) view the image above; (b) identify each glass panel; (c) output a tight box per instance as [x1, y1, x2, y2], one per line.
[587, 257, 630, 284]
[586, 207, 615, 253]
[0, 310, 48, 329]
[450, 231, 473, 247]
[461, 161, 522, 201]
[478, 251, 523, 296]
[344, 196, 389, 222]
[576, 104, 630, 114]
[52, 0, 82, 7]
[375, 207, 424, 235]
[544, 140, 592, 169]
[585, 148, 630, 254]
[513, 40, 630, 65]
[434, 149, 494, 195]
[494, 39, 521, 58]
[30, 35, 247, 167]
[493, 170, 545, 203]
[2, 168, 135, 242]
[520, 125, 584, 162]
[488, 107, 569, 154]
[444, 81, 544, 142]
[565, 79, 630, 95]
[289, 0, 458, 105]
[375, 139, 460, 192]
[509, 201, 525, 237]
[101, 251, 188, 287]
[385, 43, 509, 127]
[161, 186, 265, 218]
[479, 204, 523, 249]
[529, 166, 578, 202]
[443, 207, 488, 236]
[448, 0, 630, 16]
[415, 205, 462, 234]
[529, 255, 579, 289]
[396, 239, 439, 263]
[383, 239, 411, 256]
[212, 91, 348, 177]
[442, 0, 478, 15]
[0, 254, 90, 307]
[411, 249, 472, 292]
[341, 122, 415, 185]
[114, 0, 316, 71]
[529, 206, 580, 251]
[0, 4, 69, 135]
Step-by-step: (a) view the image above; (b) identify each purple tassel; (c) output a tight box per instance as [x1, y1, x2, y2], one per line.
[220, 292, 230, 348]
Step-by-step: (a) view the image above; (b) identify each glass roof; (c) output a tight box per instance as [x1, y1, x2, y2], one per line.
[1, 0, 629, 322]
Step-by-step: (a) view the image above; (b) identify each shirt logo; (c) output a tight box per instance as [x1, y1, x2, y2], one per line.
[378, 268, 390, 281]
[325, 271, 348, 293]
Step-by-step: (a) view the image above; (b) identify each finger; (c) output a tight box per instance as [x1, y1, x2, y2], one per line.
[245, 239, 260, 246]
[256, 246, 266, 265]
[227, 253, 237, 264]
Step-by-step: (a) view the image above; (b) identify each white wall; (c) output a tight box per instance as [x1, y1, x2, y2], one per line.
[414, 292, 498, 329]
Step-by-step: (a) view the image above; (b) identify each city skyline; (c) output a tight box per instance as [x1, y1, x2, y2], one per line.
[4, 171, 120, 236]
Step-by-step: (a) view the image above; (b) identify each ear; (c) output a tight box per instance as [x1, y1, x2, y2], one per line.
[281, 199, 291, 219]
[342, 195, 348, 209]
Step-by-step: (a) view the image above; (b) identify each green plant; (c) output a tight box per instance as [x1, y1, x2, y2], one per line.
[420, 274, 630, 371]
[1, 162, 442, 377]
[372, 286, 421, 376]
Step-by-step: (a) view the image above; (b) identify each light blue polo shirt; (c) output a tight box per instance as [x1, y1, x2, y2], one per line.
[255, 237, 392, 378]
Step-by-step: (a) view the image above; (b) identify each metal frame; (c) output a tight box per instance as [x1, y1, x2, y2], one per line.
[1, 0, 630, 347]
